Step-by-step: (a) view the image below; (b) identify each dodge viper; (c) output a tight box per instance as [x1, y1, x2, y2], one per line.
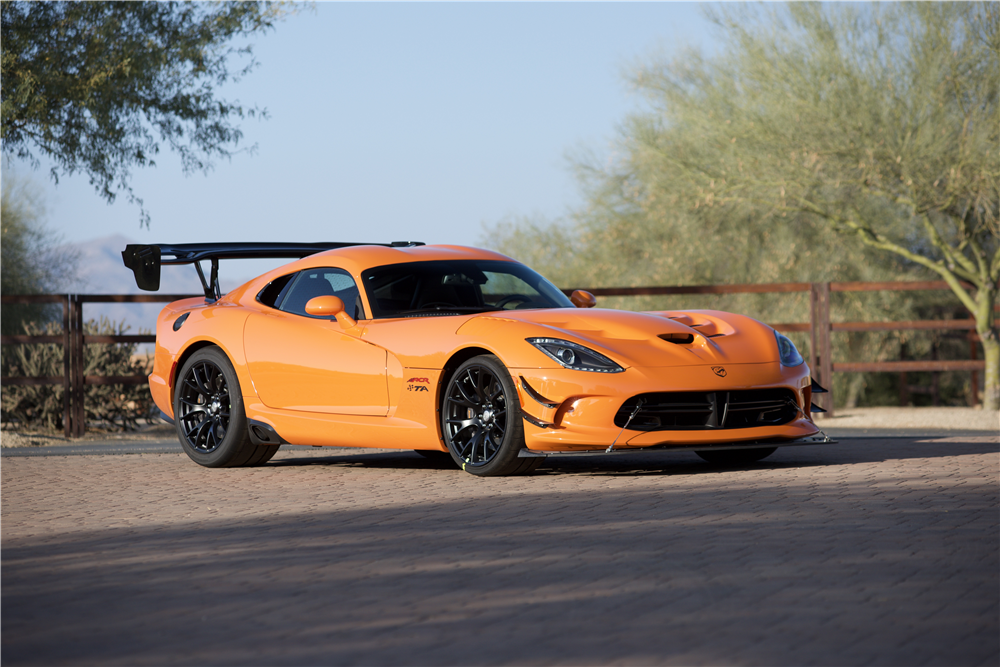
[122, 242, 829, 476]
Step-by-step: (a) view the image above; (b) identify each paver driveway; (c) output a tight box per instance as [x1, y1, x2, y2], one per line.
[2, 435, 998, 666]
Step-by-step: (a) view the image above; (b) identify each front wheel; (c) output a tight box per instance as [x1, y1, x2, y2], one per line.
[694, 447, 777, 465]
[441, 355, 536, 476]
[174, 347, 277, 468]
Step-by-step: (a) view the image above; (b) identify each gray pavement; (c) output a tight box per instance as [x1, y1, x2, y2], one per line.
[2, 432, 997, 666]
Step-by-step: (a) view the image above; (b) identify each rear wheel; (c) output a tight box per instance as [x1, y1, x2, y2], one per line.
[174, 347, 277, 467]
[694, 447, 777, 465]
[441, 355, 532, 476]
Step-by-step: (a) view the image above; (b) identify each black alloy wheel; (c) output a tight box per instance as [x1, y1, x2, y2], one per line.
[177, 357, 231, 453]
[442, 355, 539, 476]
[174, 347, 278, 468]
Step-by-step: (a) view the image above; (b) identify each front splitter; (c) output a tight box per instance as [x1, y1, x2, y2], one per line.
[517, 433, 835, 457]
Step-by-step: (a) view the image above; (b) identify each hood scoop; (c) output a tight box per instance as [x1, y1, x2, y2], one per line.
[666, 314, 732, 338]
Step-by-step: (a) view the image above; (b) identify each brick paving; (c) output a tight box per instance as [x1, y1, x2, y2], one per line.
[2, 436, 997, 666]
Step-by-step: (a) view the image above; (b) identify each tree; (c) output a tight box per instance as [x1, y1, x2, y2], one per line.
[0, 169, 78, 335]
[592, 3, 998, 409]
[1, 1, 293, 226]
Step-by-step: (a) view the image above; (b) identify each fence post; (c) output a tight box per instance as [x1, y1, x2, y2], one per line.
[70, 295, 86, 437]
[810, 282, 833, 417]
[61, 295, 72, 438]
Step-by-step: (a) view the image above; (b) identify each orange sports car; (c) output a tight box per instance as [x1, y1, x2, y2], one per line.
[122, 242, 829, 476]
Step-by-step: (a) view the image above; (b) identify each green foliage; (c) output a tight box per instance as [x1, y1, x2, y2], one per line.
[622, 4, 998, 292]
[1, 1, 295, 226]
[0, 169, 77, 335]
[1, 317, 152, 431]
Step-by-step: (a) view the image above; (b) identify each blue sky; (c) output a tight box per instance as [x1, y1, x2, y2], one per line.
[8, 2, 717, 255]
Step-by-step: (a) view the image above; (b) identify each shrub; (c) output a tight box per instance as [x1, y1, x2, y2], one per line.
[1, 317, 153, 431]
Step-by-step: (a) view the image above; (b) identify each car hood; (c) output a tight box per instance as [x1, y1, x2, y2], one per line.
[463, 308, 782, 368]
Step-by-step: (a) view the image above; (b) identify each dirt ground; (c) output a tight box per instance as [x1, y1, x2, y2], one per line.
[818, 406, 999, 431]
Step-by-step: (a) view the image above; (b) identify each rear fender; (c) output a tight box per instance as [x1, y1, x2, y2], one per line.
[152, 303, 253, 419]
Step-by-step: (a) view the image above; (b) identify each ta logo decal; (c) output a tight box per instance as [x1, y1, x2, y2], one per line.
[406, 377, 430, 392]
[712, 366, 727, 377]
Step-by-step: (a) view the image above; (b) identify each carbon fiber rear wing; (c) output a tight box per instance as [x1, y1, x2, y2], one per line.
[122, 241, 423, 301]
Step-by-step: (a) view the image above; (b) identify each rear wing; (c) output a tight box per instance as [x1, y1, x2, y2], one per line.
[122, 241, 423, 301]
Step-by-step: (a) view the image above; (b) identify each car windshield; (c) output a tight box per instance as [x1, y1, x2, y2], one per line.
[361, 260, 574, 318]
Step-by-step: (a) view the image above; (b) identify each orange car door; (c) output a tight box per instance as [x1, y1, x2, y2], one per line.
[243, 269, 388, 416]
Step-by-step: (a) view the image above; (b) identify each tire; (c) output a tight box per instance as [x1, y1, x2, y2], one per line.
[173, 347, 276, 468]
[441, 355, 532, 476]
[694, 447, 777, 465]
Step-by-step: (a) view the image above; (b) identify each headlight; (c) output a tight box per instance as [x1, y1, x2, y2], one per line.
[775, 331, 804, 367]
[526, 338, 624, 373]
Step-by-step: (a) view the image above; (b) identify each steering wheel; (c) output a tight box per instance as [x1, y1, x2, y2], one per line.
[495, 294, 534, 309]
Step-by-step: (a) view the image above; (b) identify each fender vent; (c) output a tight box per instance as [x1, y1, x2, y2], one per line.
[614, 389, 798, 431]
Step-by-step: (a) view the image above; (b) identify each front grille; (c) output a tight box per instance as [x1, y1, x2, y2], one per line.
[614, 389, 798, 431]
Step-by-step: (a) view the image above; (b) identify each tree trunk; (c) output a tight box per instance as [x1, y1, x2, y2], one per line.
[970, 280, 998, 412]
[981, 332, 999, 412]
[844, 372, 867, 409]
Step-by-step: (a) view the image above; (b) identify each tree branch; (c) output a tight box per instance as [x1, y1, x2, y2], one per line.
[920, 213, 981, 278]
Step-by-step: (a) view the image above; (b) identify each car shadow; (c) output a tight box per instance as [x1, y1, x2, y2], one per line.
[267, 434, 998, 477]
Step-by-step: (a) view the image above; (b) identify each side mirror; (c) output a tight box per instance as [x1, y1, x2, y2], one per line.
[570, 290, 596, 308]
[305, 295, 357, 329]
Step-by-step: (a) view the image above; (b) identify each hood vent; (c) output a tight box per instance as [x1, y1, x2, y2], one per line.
[658, 333, 694, 345]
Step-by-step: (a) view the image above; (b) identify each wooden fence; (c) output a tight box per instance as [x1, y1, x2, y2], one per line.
[1, 280, 991, 437]
[1, 294, 196, 437]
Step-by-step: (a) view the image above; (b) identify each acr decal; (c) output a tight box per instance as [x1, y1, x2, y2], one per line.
[712, 366, 727, 377]
[406, 376, 430, 392]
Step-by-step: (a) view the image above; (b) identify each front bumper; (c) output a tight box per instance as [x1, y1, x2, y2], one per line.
[513, 362, 819, 452]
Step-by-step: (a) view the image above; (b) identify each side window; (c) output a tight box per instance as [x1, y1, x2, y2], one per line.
[256, 273, 295, 309]
[279, 268, 365, 319]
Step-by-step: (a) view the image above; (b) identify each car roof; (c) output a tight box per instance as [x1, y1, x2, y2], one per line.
[233, 244, 520, 302]
[303, 244, 516, 274]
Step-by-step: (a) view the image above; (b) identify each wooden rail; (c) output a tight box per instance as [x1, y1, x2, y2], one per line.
[2, 281, 992, 435]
